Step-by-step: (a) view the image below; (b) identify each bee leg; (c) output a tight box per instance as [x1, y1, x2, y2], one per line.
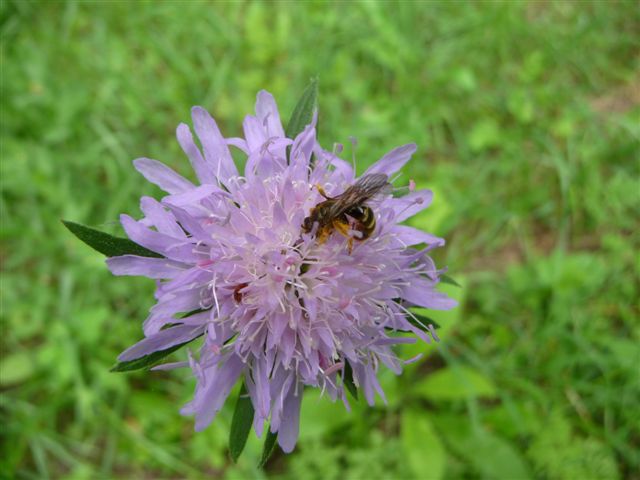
[315, 184, 330, 199]
[332, 219, 354, 254]
[316, 226, 330, 244]
[332, 219, 351, 238]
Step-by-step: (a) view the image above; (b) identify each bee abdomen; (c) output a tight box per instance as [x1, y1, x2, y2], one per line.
[360, 206, 375, 229]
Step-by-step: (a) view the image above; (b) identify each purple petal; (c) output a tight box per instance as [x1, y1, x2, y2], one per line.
[163, 205, 210, 241]
[352, 363, 375, 406]
[243, 115, 267, 153]
[389, 189, 434, 222]
[176, 123, 216, 184]
[364, 143, 417, 177]
[390, 225, 444, 247]
[290, 113, 317, 166]
[191, 106, 238, 183]
[150, 361, 190, 371]
[162, 184, 225, 208]
[133, 158, 194, 194]
[375, 337, 416, 346]
[269, 369, 294, 432]
[192, 354, 245, 431]
[277, 384, 303, 453]
[120, 214, 199, 262]
[327, 155, 355, 183]
[117, 324, 205, 362]
[140, 196, 186, 239]
[255, 90, 285, 139]
[154, 268, 212, 301]
[402, 277, 457, 310]
[107, 255, 187, 279]
[144, 288, 203, 334]
[226, 137, 249, 154]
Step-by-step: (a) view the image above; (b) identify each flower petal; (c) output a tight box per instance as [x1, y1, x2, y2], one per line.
[191, 106, 238, 183]
[226, 137, 249, 154]
[176, 123, 216, 184]
[364, 143, 417, 177]
[133, 158, 194, 194]
[242, 115, 267, 153]
[192, 354, 245, 431]
[107, 255, 187, 279]
[402, 276, 458, 310]
[255, 90, 285, 139]
[389, 189, 434, 222]
[140, 196, 186, 239]
[117, 324, 205, 362]
[389, 225, 444, 247]
[290, 113, 317, 167]
[162, 184, 225, 208]
[120, 214, 200, 262]
[277, 384, 303, 453]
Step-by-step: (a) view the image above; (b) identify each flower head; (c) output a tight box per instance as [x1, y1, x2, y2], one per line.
[108, 90, 456, 453]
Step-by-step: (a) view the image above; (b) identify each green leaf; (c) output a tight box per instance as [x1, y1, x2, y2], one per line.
[110, 334, 202, 372]
[414, 366, 497, 401]
[408, 311, 441, 330]
[434, 417, 531, 480]
[343, 361, 359, 400]
[62, 220, 162, 258]
[401, 410, 446, 480]
[285, 78, 318, 140]
[439, 274, 461, 287]
[0, 351, 35, 386]
[259, 428, 278, 468]
[229, 383, 255, 463]
[390, 301, 442, 331]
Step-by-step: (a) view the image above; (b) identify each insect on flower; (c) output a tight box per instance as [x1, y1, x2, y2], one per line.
[301, 173, 391, 253]
[65, 83, 457, 459]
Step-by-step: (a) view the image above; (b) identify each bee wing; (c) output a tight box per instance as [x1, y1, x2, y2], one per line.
[327, 174, 391, 218]
[353, 173, 391, 197]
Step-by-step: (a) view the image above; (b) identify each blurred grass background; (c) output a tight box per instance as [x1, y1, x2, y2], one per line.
[1, 1, 639, 478]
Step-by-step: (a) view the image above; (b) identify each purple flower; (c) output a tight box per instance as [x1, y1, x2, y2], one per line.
[108, 91, 456, 453]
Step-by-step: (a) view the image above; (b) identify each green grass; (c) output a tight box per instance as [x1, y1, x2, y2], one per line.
[2, 1, 638, 478]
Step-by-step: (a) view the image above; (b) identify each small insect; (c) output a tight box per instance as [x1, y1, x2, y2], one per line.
[233, 282, 248, 303]
[302, 173, 390, 252]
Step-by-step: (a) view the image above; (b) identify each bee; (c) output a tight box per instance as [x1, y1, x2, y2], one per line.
[302, 173, 390, 252]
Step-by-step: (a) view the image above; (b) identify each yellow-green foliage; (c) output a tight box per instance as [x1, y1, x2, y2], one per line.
[2, 1, 638, 478]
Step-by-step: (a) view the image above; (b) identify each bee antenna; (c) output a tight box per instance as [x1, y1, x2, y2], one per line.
[348, 136, 358, 173]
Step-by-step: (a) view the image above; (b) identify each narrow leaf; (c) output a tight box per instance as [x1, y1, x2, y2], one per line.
[229, 383, 255, 463]
[440, 274, 461, 287]
[259, 428, 278, 468]
[62, 220, 161, 258]
[343, 361, 359, 400]
[408, 312, 441, 330]
[179, 308, 208, 319]
[160, 309, 208, 330]
[285, 78, 318, 140]
[110, 334, 202, 372]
